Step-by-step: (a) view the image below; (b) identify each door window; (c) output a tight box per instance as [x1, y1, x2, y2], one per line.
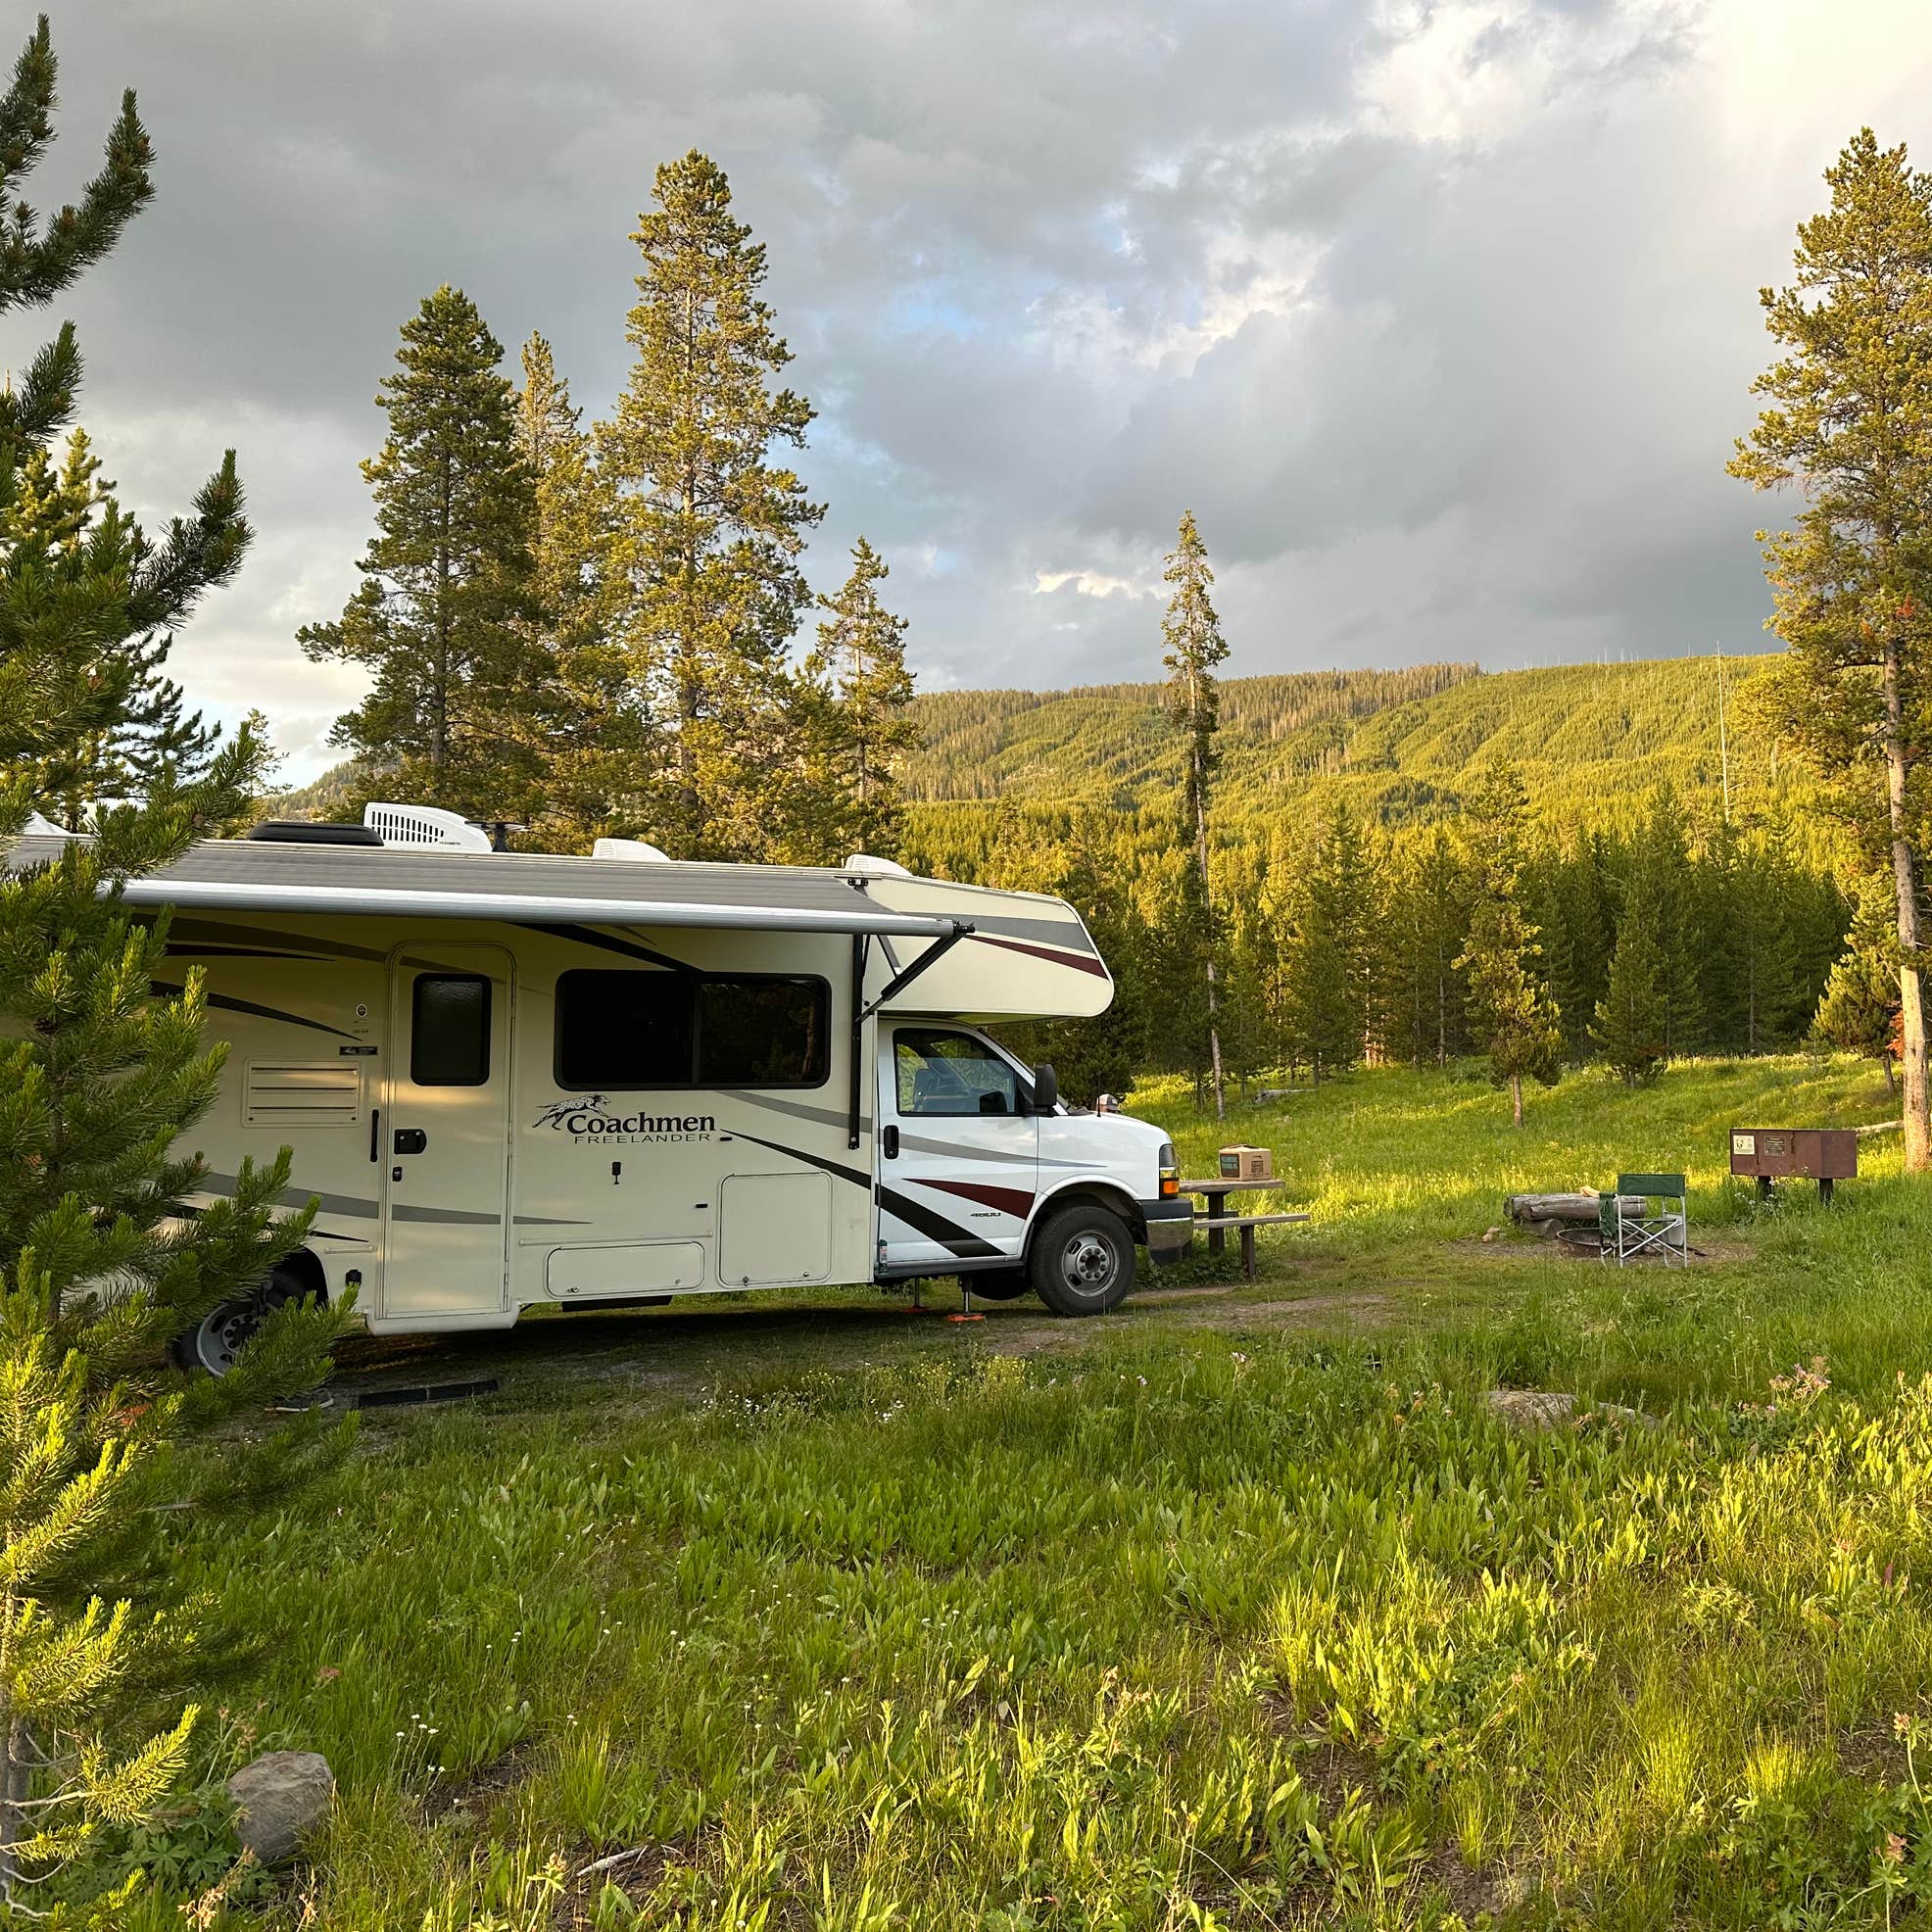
[894, 1029, 1021, 1117]
[411, 974, 491, 1086]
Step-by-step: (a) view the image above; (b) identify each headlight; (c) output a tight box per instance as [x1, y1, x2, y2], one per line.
[1158, 1140, 1179, 1198]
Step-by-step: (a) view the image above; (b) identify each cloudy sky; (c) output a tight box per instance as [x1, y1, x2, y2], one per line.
[27, 0, 1932, 780]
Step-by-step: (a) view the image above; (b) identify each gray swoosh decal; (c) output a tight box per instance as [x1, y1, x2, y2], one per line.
[896, 1132, 1111, 1171]
[151, 983, 361, 1043]
[736, 1092, 873, 1135]
[196, 1173, 514, 1230]
[196, 1173, 378, 1219]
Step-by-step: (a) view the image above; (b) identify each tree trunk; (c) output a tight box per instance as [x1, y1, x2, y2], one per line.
[1192, 761, 1225, 1121]
[0, 1712, 32, 1903]
[1882, 637, 1930, 1170]
[1510, 1071, 1523, 1129]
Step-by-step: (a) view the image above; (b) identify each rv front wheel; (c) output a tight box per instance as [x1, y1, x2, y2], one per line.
[175, 1265, 311, 1377]
[1028, 1202, 1135, 1317]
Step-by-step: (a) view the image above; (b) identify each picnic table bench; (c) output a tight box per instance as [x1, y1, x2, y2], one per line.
[1179, 1178, 1310, 1280]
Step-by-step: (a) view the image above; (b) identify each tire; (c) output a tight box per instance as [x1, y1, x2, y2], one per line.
[1027, 1202, 1136, 1317]
[963, 1269, 1031, 1301]
[172, 1264, 314, 1376]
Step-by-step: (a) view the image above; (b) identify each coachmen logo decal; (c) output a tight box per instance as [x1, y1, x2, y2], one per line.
[535, 1095, 717, 1143]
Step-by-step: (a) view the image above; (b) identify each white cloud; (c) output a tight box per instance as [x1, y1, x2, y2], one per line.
[29, 0, 1932, 779]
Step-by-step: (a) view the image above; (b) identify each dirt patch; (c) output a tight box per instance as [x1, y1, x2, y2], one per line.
[420, 1737, 537, 1823]
[554, 1841, 690, 1927]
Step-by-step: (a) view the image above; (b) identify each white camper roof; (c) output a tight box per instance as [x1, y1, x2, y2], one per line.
[3, 833, 963, 939]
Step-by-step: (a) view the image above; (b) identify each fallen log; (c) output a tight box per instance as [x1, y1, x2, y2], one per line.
[1503, 1190, 1602, 1230]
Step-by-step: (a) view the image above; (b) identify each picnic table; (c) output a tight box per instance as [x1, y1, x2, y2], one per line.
[1178, 1178, 1311, 1280]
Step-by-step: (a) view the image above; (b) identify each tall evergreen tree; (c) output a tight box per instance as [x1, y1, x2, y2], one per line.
[1161, 509, 1231, 1117]
[1814, 884, 1904, 1087]
[1280, 802, 1382, 1082]
[1388, 826, 1474, 1066]
[513, 331, 641, 849]
[300, 286, 539, 823]
[598, 149, 823, 860]
[1594, 909, 1669, 1083]
[1731, 128, 1932, 1170]
[796, 536, 918, 862]
[1456, 769, 1562, 1125]
[0, 19, 345, 1903]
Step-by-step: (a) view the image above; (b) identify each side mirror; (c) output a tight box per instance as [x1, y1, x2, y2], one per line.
[1031, 1063, 1058, 1114]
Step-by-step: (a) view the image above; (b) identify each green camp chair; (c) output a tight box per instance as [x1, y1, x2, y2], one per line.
[1598, 1173, 1687, 1268]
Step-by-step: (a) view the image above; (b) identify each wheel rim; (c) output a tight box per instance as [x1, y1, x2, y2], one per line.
[1058, 1231, 1118, 1297]
[193, 1295, 263, 1376]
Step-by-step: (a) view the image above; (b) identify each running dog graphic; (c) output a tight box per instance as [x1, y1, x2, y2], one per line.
[533, 1094, 606, 1130]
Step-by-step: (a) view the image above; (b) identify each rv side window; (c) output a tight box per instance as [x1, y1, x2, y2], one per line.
[555, 971, 694, 1087]
[696, 979, 826, 1086]
[411, 975, 491, 1087]
[894, 1029, 1021, 1116]
[554, 971, 829, 1088]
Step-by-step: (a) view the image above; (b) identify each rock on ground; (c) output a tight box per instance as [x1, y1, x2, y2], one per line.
[1483, 1388, 1654, 1431]
[227, 1749, 333, 1865]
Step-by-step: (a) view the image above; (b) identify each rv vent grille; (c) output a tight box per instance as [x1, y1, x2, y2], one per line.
[362, 802, 493, 852]
[244, 1062, 362, 1129]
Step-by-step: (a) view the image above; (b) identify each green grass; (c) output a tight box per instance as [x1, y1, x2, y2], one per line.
[77, 1057, 1932, 1929]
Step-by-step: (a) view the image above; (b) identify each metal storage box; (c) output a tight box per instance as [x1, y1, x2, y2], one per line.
[1728, 1130, 1857, 1181]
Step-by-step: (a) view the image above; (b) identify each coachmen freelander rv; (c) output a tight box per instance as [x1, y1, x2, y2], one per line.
[8, 806, 1196, 1372]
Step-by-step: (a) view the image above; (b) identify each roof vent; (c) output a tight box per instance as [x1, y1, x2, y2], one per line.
[362, 803, 493, 852]
[845, 853, 910, 877]
[592, 837, 671, 862]
[248, 819, 382, 846]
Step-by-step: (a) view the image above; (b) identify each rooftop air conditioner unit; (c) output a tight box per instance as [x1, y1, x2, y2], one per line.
[362, 803, 493, 852]
[845, 853, 910, 877]
[592, 838, 671, 862]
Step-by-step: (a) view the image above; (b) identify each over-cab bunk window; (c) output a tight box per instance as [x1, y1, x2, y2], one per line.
[554, 970, 828, 1089]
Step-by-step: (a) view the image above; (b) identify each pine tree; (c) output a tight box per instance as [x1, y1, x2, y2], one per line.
[1161, 509, 1231, 1116]
[1813, 885, 1904, 1087]
[0, 22, 243, 827]
[1594, 898, 1669, 1083]
[1387, 826, 1473, 1066]
[1456, 768, 1562, 1124]
[300, 286, 540, 824]
[597, 150, 823, 860]
[1730, 128, 1932, 1169]
[796, 537, 918, 862]
[0, 18, 346, 1903]
[512, 332, 642, 849]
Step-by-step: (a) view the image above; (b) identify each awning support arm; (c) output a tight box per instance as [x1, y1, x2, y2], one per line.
[847, 932, 870, 1151]
[859, 921, 974, 1024]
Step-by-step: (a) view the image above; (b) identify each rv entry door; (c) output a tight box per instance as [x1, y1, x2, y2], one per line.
[877, 1025, 1039, 1270]
[382, 943, 512, 1319]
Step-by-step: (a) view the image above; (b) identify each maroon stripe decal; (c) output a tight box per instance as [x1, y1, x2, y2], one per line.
[909, 1176, 1037, 1219]
[972, 934, 1110, 979]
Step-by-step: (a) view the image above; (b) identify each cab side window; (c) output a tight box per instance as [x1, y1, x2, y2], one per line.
[894, 1029, 1021, 1117]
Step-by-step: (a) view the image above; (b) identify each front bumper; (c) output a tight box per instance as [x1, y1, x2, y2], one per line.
[1141, 1197, 1195, 1268]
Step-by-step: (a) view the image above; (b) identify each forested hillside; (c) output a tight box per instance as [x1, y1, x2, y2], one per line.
[903, 653, 1802, 847]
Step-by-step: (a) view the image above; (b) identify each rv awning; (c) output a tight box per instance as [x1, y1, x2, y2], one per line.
[4, 834, 965, 939]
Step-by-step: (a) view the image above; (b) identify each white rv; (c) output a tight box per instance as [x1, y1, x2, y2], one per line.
[11, 806, 1194, 1371]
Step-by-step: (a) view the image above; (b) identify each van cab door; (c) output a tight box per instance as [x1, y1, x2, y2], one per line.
[876, 1025, 1038, 1270]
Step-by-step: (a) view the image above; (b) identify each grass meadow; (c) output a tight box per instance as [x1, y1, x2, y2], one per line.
[82, 1056, 1932, 1930]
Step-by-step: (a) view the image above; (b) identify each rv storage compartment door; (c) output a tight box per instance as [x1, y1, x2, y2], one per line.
[719, 1173, 833, 1286]
[547, 1242, 705, 1298]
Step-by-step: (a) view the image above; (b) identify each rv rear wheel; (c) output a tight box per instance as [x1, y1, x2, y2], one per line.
[175, 1265, 312, 1377]
[1028, 1202, 1135, 1317]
